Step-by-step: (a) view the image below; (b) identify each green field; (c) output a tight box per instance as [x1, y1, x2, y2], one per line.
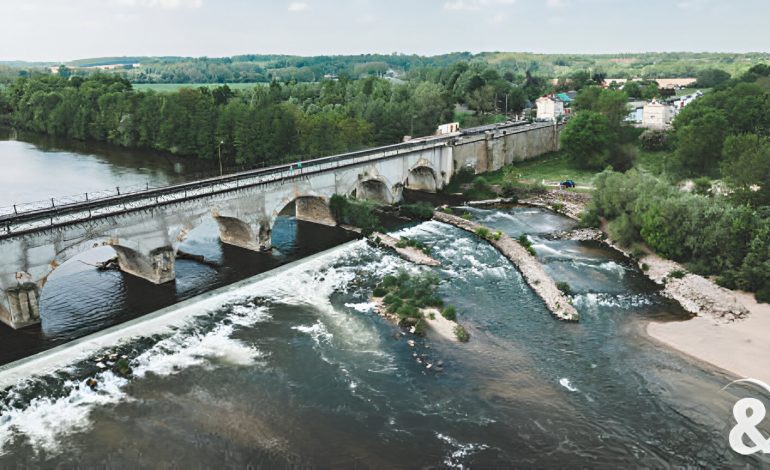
[132, 82, 268, 92]
[488, 152, 599, 187]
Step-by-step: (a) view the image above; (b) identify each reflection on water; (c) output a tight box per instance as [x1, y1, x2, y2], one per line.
[0, 206, 761, 467]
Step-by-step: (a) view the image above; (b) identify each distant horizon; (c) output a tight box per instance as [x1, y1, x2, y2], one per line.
[3, 50, 769, 66]
[3, 0, 770, 63]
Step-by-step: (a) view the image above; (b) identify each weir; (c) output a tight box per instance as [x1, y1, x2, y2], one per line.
[0, 120, 562, 330]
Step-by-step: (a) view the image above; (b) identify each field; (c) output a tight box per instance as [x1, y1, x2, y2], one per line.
[132, 82, 267, 92]
[490, 151, 599, 187]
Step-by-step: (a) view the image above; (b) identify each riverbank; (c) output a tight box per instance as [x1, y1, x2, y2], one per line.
[433, 210, 579, 322]
[520, 189, 768, 382]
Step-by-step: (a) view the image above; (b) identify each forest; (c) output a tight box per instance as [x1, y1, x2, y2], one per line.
[0, 61, 532, 166]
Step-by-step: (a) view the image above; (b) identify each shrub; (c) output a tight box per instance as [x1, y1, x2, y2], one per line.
[396, 304, 420, 319]
[527, 246, 537, 256]
[693, 177, 712, 196]
[756, 287, 770, 304]
[556, 281, 572, 295]
[442, 206, 453, 214]
[579, 208, 601, 229]
[441, 305, 457, 321]
[491, 231, 503, 241]
[472, 176, 490, 192]
[400, 201, 434, 220]
[373, 286, 388, 297]
[475, 226, 491, 239]
[461, 212, 472, 220]
[641, 263, 650, 272]
[454, 325, 470, 342]
[518, 234, 532, 248]
[669, 269, 687, 279]
[413, 319, 427, 336]
[382, 293, 399, 305]
[551, 202, 566, 213]
[639, 129, 670, 151]
[381, 275, 397, 289]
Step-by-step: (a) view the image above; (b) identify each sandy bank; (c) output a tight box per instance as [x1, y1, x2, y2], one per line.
[647, 291, 770, 384]
[371, 299, 459, 342]
[433, 210, 579, 322]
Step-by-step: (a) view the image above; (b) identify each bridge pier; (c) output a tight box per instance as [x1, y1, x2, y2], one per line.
[0, 283, 41, 330]
[112, 246, 176, 285]
[214, 216, 273, 252]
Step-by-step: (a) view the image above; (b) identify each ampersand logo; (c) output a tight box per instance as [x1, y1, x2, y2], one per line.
[723, 378, 770, 456]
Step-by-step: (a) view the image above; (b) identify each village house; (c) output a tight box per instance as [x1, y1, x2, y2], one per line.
[535, 94, 567, 121]
[642, 99, 675, 129]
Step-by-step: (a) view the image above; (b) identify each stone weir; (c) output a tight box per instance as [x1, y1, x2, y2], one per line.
[432, 211, 579, 322]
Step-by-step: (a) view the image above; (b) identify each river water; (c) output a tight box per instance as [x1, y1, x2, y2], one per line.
[0, 133, 764, 467]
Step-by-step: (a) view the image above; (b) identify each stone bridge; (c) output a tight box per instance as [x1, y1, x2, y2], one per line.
[0, 121, 561, 329]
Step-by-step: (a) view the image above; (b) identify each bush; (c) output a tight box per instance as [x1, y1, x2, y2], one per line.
[472, 176, 490, 192]
[461, 212, 472, 220]
[454, 325, 470, 342]
[556, 281, 572, 295]
[491, 231, 503, 241]
[475, 227, 491, 239]
[579, 208, 601, 228]
[442, 206, 453, 214]
[382, 293, 399, 305]
[373, 286, 388, 297]
[756, 287, 770, 304]
[693, 177, 712, 196]
[441, 305, 457, 321]
[413, 319, 427, 336]
[669, 269, 687, 279]
[551, 202, 566, 213]
[641, 263, 650, 272]
[400, 201, 434, 220]
[639, 129, 670, 151]
[396, 304, 420, 319]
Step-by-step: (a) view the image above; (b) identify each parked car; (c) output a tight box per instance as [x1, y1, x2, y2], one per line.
[560, 180, 576, 189]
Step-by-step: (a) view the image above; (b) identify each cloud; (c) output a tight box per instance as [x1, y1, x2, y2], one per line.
[444, 0, 514, 11]
[288, 2, 309, 12]
[113, 0, 202, 9]
[546, 0, 567, 9]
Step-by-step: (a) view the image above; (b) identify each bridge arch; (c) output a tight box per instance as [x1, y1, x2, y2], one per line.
[354, 176, 396, 204]
[404, 163, 440, 193]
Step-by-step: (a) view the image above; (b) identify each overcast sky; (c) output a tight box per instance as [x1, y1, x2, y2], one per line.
[1, 0, 768, 62]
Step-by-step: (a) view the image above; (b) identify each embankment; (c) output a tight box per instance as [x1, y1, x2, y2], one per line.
[432, 211, 579, 322]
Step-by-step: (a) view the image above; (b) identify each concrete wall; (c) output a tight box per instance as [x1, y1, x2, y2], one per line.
[452, 123, 562, 174]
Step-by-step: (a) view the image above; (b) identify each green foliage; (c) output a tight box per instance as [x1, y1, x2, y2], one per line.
[556, 281, 572, 295]
[641, 263, 650, 272]
[373, 286, 388, 297]
[395, 237, 432, 255]
[721, 134, 770, 207]
[695, 68, 731, 88]
[560, 111, 613, 170]
[590, 169, 769, 296]
[669, 270, 686, 279]
[639, 130, 670, 151]
[329, 195, 381, 235]
[474, 227, 491, 239]
[399, 202, 434, 220]
[692, 177, 712, 196]
[441, 305, 457, 321]
[454, 325, 470, 342]
[461, 212, 472, 220]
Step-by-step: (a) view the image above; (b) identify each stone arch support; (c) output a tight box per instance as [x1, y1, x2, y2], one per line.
[356, 177, 395, 204]
[405, 165, 439, 193]
[214, 215, 272, 252]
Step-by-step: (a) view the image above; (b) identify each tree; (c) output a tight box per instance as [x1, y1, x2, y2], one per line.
[695, 68, 731, 88]
[673, 108, 728, 176]
[560, 111, 613, 169]
[721, 134, 770, 206]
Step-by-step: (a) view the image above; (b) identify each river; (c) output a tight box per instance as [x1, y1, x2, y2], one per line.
[0, 133, 763, 467]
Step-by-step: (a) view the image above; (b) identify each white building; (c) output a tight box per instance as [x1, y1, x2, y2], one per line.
[642, 99, 675, 129]
[535, 95, 565, 121]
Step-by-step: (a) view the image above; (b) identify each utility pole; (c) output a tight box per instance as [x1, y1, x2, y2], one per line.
[218, 140, 224, 176]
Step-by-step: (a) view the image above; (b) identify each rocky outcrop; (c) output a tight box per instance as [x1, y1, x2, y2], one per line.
[433, 211, 579, 322]
[369, 233, 441, 266]
[520, 190, 591, 221]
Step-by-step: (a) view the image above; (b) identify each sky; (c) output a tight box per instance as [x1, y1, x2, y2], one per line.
[1, 0, 769, 62]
